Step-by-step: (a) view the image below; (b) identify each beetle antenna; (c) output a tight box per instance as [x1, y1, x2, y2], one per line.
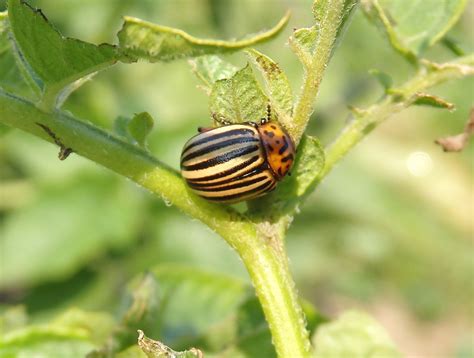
[261, 103, 272, 124]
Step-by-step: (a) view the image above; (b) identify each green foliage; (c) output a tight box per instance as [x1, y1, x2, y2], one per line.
[312, 311, 401, 357]
[0, 0, 472, 357]
[209, 64, 268, 123]
[0, 174, 143, 288]
[136, 330, 202, 358]
[7, 0, 118, 108]
[128, 112, 155, 148]
[362, 0, 468, 62]
[189, 55, 238, 94]
[0, 308, 115, 357]
[118, 11, 290, 62]
[246, 49, 294, 118]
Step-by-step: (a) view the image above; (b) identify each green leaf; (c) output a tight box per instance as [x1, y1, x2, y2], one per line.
[7, 0, 118, 108]
[0, 306, 28, 335]
[0, 308, 115, 357]
[362, 0, 468, 59]
[209, 64, 268, 123]
[369, 69, 393, 92]
[246, 49, 294, 120]
[117, 11, 290, 62]
[128, 112, 155, 148]
[0, 11, 7, 35]
[312, 311, 401, 357]
[247, 135, 325, 215]
[123, 273, 160, 328]
[189, 55, 238, 95]
[441, 36, 465, 56]
[0, 174, 143, 289]
[290, 0, 358, 66]
[279, 135, 326, 198]
[412, 93, 455, 110]
[136, 330, 203, 358]
[0, 13, 32, 98]
[137, 330, 203, 358]
[292, 26, 319, 60]
[116, 345, 147, 358]
[113, 112, 155, 148]
[151, 264, 249, 343]
[313, 0, 358, 48]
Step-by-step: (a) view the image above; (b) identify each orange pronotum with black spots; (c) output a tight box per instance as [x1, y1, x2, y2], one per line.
[257, 122, 295, 180]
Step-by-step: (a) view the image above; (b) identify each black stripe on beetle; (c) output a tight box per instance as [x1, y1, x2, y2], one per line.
[190, 174, 269, 192]
[201, 179, 274, 202]
[182, 145, 259, 171]
[184, 155, 262, 183]
[183, 128, 257, 153]
[181, 136, 259, 163]
[186, 167, 263, 188]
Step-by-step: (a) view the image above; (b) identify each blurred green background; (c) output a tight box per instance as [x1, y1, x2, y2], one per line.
[0, 0, 472, 356]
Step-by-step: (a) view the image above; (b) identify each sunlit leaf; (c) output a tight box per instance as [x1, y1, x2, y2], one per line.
[247, 135, 325, 217]
[369, 69, 393, 92]
[189, 55, 238, 94]
[0, 306, 28, 335]
[270, 135, 325, 201]
[128, 112, 155, 148]
[209, 64, 268, 123]
[0, 308, 115, 357]
[137, 330, 203, 358]
[116, 345, 147, 358]
[313, 0, 358, 50]
[117, 264, 249, 350]
[0, 174, 143, 289]
[312, 311, 401, 357]
[412, 93, 455, 110]
[290, 0, 358, 66]
[7, 0, 119, 106]
[362, 0, 468, 59]
[118, 11, 290, 62]
[246, 49, 294, 120]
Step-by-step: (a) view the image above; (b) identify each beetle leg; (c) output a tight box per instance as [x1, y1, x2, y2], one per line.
[198, 127, 214, 133]
[212, 112, 232, 126]
[245, 121, 259, 128]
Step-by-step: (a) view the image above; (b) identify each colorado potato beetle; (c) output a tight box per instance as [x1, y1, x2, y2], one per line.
[180, 106, 295, 203]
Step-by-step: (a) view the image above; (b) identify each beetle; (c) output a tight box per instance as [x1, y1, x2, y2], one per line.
[180, 105, 295, 203]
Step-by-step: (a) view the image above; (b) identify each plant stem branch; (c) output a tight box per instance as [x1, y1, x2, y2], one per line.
[320, 55, 474, 180]
[292, 0, 349, 143]
[0, 90, 310, 358]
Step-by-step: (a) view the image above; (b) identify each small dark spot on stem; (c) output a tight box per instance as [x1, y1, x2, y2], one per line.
[36, 123, 73, 160]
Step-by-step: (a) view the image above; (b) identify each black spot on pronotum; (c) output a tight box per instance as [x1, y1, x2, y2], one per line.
[271, 125, 277, 130]
[276, 140, 280, 144]
[278, 136, 289, 155]
[267, 144, 274, 152]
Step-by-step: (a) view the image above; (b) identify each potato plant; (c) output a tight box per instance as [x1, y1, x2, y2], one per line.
[0, 0, 472, 357]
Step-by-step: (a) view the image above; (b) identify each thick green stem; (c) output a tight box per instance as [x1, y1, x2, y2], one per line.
[0, 90, 310, 358]
[292, 0, 349, 143]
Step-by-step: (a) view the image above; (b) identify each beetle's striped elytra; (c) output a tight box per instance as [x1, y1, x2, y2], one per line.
[180, 109, 295, 203]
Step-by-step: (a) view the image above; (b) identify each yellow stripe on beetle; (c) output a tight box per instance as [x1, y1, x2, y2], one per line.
[180, 118, 295, 203]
